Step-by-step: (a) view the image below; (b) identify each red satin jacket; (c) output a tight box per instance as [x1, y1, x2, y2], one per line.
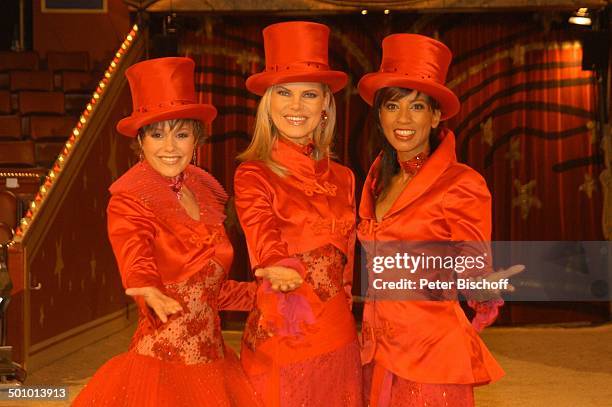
[357, 129, 504, 385]
[107, 161, 255, 329]
[234, 138, 356, 299]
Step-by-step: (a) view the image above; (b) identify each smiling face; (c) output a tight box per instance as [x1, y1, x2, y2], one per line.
[378, 89, 441, 161]
[140, 120, 197, 177]
[269, 82, 328, 145]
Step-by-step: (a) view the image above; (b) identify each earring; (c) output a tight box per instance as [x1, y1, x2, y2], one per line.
[139, 151, 144, 162]
[320, 110, 328, 130]
[192, 149, 197, 165]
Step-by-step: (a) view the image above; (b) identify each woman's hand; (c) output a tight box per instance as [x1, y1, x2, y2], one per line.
[255, 266, 303, 293]
[125, 286, 183, 323]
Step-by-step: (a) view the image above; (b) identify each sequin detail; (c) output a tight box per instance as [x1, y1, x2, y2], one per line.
[364, 363, 475, 407]
[243, 244, 347, 350]
[296, 244, 346, 302]
[399, 151, 429, 177]
[249, 341, 363, 407]
[243, 306, 273, 352]
[130, 261, 225, 365]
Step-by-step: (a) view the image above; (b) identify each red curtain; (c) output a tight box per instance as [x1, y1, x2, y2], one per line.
[179, 14, 606, 322]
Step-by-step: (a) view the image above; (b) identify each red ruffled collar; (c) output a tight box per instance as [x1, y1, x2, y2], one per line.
[109, 161, 228, 226]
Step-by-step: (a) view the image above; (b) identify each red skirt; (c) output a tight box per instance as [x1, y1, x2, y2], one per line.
[364, 362, 474, 407]
[72, 347, 261, 407]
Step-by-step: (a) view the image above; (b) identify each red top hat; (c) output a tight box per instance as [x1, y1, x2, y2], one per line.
[358, 34, 460, 120]
[246, 21, 348, 95]
[116, 57, 217, 137]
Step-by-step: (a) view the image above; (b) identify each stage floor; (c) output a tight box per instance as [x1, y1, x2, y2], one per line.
[7, 323, 612, 407]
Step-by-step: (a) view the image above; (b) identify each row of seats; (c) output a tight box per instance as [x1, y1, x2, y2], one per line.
[0, 51, 99, 168]
[0, 90, 88, 115]
[0, 51, 91, 73]
[0, 140, 62, 167]
[0, 70, 98, 93]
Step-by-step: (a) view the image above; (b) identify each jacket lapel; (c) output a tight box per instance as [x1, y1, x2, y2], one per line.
[360, 129, 457, 221]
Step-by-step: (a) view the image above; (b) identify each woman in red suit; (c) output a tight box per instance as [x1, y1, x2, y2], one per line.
[233, 22, 362, 407]
[72, 57, 264, 406]
[356, 34, 521, 406]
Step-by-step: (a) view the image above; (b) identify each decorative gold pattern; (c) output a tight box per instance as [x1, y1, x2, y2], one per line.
[448, 41, 582, 90]
[54, 238, 64, 288]
[505, 138, 521, 169]
[510, 43, 526, 66]
[586, 120, 597, 145]
[180, 44, 261, 74]
[600, 123, 612, 239]
[480, 117, 494, 146]
[579, 173, 596, 199]
[512, 179, 542, 220]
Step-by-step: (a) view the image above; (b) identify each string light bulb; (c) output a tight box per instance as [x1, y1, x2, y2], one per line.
[569, 8, 592, 26]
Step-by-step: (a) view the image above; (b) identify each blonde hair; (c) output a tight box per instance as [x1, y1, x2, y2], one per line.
[237, 84, 337, 176]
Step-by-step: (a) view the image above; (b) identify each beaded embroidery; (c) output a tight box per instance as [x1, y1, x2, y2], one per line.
[130, 261, 225, 365]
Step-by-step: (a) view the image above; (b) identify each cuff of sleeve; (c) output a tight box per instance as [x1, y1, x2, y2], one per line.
[272, 257, 306, 277]
[253, 257, 306, 278]
[469, 298, 504, 332]
[125, 274, 163, 290]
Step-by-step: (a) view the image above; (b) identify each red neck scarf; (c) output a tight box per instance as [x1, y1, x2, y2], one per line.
[169, 172, 185, 199]
[399, 151, 429, 177]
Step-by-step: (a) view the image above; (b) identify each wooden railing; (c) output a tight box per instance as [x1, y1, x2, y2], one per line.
[7, 25, 144, 370]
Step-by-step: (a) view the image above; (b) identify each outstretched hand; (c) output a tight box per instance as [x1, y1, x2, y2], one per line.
[125, 286, 183, 323]
[466, 264, 525, 301]
[255, 266, 303, 293]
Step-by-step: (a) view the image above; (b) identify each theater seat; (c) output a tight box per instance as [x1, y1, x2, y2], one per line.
[65, 94, 90, 115]
[0, 141, 36, 167]
[18, 91, 65, 115]
[0, 115, 22, 139]
[0, 91, 11, 114]
[10, 71, 54, 92]
[47, 51, 90, 72]
[0, 190, 18, 229]
[28, 115, 74, 140]
[0, 51, 39, 72]
[34, 142, 65, 167]
[59, 71, 98, 93]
